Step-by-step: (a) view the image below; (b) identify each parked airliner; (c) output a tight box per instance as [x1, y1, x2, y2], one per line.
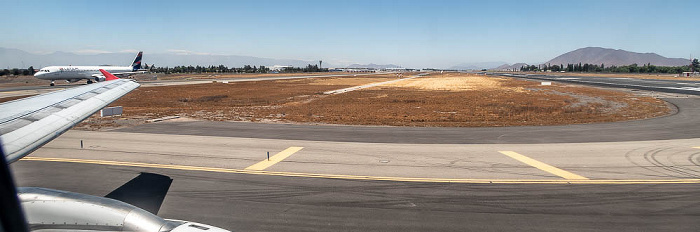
[34, 51, 145, 86]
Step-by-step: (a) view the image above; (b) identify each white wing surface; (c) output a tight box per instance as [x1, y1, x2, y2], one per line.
[0, 79, 139, 162]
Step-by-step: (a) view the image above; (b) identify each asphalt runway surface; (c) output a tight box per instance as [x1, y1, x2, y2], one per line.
[495, 73, 700, 96]
[12, 161, 700, 232]
[9, 74, 700, 231]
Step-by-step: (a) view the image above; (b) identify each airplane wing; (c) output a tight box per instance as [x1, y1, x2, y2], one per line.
[0, 78, 139, 163]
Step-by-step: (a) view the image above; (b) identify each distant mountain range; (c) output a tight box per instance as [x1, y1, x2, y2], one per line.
[346, 63, 402, 69]
[0, 47, 331, 68]
[544, 47, 689, 67]
[495, 63, 529, 71]
[2, 47, 691, 70]
[489, 47, 690, 71]
[448, 62, 508, 70]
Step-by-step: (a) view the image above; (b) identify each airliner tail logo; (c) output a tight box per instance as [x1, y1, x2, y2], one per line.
[131, 51, 143, 71]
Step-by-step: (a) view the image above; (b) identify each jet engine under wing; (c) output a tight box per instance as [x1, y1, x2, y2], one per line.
[0, 79, 140, 163]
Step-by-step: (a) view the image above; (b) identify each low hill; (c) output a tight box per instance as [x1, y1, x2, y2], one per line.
[545, 47, 689, 67]
[449, 62, 507, 70]
[495, 63, 528, 70]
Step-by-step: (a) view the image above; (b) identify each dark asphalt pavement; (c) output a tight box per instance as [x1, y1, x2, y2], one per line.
[496, 73, 700, 96]
[12, 161, 700, 232]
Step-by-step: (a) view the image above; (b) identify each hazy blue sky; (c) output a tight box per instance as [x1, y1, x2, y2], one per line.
[2, 0, 698, 68]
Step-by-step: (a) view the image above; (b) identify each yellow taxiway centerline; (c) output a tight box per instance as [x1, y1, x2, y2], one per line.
[498, 151, 589, 180]
[20, 156, 700, 184]
[245, 147, 304, 171]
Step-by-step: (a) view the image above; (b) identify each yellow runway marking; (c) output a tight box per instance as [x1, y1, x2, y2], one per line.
[499, 151, 588, 180]
[245, 147, 304, 170]
[20, 156, 700, 184]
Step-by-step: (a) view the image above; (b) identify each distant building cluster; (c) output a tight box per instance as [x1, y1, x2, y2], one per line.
[326, 67, 417, 72]
[270, 65, 294, 71]
[681, 72, 700, 77]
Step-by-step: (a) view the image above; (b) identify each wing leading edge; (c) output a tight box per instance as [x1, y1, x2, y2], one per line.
[0, 78, 139, 163]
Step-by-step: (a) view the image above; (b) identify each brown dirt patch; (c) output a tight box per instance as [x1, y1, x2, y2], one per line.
[75, 73, 670, 129]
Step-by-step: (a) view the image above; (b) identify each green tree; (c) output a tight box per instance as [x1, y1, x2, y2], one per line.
[628, 64, 639, 73]
[692, 59, 699, 72]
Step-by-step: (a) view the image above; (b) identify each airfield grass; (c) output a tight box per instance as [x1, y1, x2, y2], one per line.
[77, 72, 670, 129]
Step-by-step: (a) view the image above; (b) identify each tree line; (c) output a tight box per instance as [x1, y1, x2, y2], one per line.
[148, 64, 327, 74]
[0, 64, 328, 76]
[0, 66, 35, 76]
[520, 59, 700, 74]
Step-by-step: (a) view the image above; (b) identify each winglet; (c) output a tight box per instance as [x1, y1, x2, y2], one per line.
[99, 69, 120, 81]
[105, 172, 173, 215]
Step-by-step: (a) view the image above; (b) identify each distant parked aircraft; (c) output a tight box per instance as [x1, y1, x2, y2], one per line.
[34, 51, 146, 86]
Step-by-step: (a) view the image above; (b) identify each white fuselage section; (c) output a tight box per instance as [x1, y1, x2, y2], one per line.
[34, 66, 133, 81]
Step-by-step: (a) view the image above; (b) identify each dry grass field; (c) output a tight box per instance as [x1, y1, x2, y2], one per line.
[75, 72, 670, 129]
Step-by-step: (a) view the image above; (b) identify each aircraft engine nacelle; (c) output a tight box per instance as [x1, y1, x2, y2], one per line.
[95, 76, 106, 82]
[18, 187, 232, 232]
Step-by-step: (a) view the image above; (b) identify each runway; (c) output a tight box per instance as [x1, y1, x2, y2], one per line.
[11, 126, 700, 231]
[12, 157, 700, 231]
[495, 73, 700, 96]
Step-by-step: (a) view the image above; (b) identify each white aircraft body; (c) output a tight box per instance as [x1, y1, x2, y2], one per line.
[0, 70, 231, 232]
[34, 51, 145, 86]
